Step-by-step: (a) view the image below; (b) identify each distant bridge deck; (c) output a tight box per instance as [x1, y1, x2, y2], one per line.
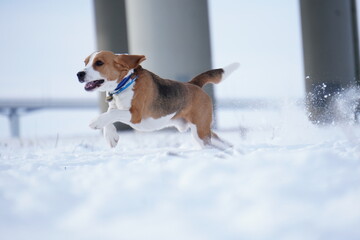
[0, 98, 298, 137]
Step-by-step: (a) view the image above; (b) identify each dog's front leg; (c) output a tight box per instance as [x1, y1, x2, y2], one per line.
[103, 124, 119, 148]
[103, 102, 120, 148]
[89, 110, 132, 130]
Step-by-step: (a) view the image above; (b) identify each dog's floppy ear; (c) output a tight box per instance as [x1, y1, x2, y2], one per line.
[84, 55, 91, 66]
[115, 54, 146, 69]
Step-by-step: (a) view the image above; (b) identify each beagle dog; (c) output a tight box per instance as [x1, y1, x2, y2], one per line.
[77, 51, 239, 149]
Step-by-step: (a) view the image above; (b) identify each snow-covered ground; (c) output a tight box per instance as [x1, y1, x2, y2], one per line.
[1, 102, 360, 240]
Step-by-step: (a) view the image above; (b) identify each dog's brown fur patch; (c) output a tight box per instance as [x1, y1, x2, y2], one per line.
[129, 66, 215, 142]
[129, 67, 188, 123]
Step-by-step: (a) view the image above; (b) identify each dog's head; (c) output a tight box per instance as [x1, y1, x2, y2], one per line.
[77, 51, 146, 92]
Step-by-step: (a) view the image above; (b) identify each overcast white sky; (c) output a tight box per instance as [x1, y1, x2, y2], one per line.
[0, 0, 304, 100]
[0, 0, 96, 100]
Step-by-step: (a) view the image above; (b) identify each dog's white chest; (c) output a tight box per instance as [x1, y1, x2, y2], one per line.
[113, 88, 134, 110]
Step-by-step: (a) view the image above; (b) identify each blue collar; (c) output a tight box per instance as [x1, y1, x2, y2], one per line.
[106, 72, 138, 102]
[110, 73, 138, 95]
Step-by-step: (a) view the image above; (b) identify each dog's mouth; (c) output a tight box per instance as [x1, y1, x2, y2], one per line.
[84, 80, 105, 91]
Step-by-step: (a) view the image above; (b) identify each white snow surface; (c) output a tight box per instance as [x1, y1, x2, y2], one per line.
[1, 103, 360, 240]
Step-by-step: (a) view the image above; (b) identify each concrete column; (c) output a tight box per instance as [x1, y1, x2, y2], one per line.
[125, 0, 214, 99]
[93, 0, 130, 130]
[9, 108, 20, 138]
[300, 0, 360, 123]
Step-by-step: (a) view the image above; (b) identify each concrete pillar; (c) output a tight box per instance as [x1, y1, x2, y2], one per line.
[9, 108, 20, 138]
[300, 0, 360, 123]
[93, 0, 131, 130]
[125, 0, 214, 99]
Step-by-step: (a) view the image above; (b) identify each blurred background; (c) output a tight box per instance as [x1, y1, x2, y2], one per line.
[0, 0, 358, 138]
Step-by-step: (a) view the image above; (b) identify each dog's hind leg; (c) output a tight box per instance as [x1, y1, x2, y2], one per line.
[190, 123, 233, 151]
[187, 96, 215, 148]
[189, 114, 215, 149]
[210, 131, 233, 150]
[190, 124, 210, 148]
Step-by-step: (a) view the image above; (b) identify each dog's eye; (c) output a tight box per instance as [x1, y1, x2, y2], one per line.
[95, 60, 104, 67]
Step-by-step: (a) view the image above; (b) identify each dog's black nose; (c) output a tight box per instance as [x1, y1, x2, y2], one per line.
[77, 71, 86, 82]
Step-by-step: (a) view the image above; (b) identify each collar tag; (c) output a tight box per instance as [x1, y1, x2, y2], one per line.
[106, 95, 114, 102]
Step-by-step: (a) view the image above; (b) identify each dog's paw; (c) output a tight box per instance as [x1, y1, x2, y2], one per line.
[89, 116, 107, 129]
[89, 119, 101, 129]
[104, 124, 119, 148]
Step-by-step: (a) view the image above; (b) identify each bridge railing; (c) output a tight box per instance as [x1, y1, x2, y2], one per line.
[0, 98, 98, 137]
[0, 98, 306, 138]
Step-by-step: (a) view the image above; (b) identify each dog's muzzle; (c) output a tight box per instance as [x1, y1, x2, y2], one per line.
[77, 71, 86, 83]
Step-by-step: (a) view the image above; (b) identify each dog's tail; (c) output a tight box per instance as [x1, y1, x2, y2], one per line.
[189, 62, 240, 88]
